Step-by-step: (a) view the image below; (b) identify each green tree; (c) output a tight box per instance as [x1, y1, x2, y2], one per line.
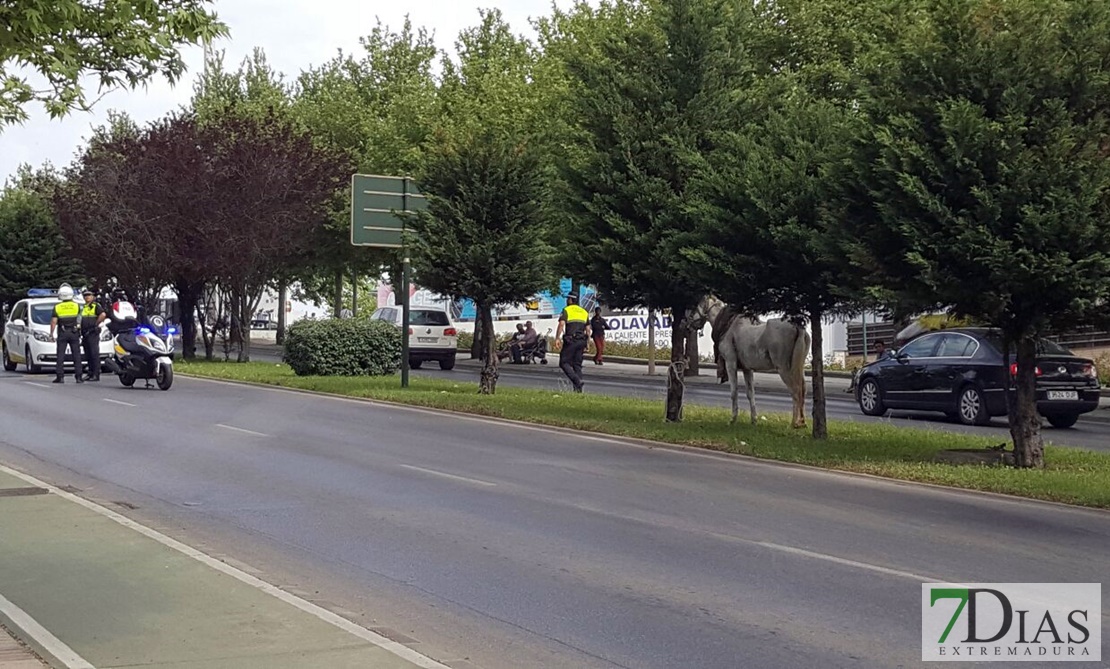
[547, 0, 745, 421]
[293, 19, 440, 318]
[692, 90, 863, 440]
[844, 0, 1110, 467]
[406, 128, 554, 394]
[687, 0, 880, 439]
[0, 0, 227, 125]
[0, 169, 85, 309]
[406, 10, 553, 394]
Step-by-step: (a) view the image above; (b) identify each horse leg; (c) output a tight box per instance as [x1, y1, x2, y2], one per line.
[743, 369, 756, 424]
[775, 368, 806, 428]
[726, 357, 740, 424]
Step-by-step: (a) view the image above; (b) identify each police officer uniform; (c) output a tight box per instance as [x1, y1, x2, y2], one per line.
[558, 295, 591, 392]
[79, 291, 105, 381]
[51, 296, 83, 384]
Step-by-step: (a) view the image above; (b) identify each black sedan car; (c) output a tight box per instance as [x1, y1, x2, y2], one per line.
[855, 328, 1101, 428]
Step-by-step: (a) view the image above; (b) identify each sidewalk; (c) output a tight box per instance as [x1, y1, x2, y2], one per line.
[0, 467, 445, 669]
[0, 627, 45, 669]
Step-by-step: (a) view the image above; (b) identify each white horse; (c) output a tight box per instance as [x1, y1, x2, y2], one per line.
[688, 296, 811, 428]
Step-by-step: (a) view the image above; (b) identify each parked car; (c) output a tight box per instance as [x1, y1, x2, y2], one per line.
[855, 327, 1100, 428]
[3, 294, 115, 374]
[370, 306, 458, 371]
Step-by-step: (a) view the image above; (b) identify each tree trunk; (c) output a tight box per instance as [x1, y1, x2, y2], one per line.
[351, 273, 358, 316]
[333, 270, 343, 319]
[472, 319, 483, 359]
[478, 304, 498, 394]
[665, 307, 687, 423]
[684, 327, 699, 377]
[647, 308, 656, 375]
[174, 278, 201, 361]
[810, 310, 828, 440]
[276, 282, 288, 345]
[197, 301, 214, 361]
[1010, 336, 1045, 468]
[235, 285, 252, 363]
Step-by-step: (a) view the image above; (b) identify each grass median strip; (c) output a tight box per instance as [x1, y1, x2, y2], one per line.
[179, 361, 1110, 509]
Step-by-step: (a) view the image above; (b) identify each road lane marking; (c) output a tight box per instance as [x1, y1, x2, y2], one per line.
[0, 464, 450, 669]
[0, 590, 95, 669]
[25, 383, 52, 389]
[399, 464, 497, 487]
[214, 423, 268, 438]
[102, 398, 135, 407]
[753, 541, 933, 582]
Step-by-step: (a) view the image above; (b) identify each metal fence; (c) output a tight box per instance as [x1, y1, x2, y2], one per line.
[846, 322, 1110, 356]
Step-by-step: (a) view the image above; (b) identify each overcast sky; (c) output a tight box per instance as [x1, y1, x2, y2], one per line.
[0, 0, 556, 182]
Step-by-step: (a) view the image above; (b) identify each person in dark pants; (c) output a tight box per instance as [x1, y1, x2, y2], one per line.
[555, 293, 591, 392]
[590, 308, 609, 365]
[49, 285, 82, 384]
[79, 289, 106, 381]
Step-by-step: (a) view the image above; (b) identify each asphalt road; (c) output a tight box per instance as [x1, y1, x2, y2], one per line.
[0, 369, 1107, 668]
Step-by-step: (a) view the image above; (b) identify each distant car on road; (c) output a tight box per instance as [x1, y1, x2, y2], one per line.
[855, 327, 1100, 428]
[3, 293, 114, 374]
[370, 306, 458, 371]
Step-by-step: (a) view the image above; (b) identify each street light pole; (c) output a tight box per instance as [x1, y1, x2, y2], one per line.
[401, 256, 410, 389]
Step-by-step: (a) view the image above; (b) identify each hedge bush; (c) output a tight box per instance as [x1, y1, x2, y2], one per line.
[283, 318, 401, 376]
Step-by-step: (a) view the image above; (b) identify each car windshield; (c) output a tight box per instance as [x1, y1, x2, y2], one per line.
[30, 304, 57, 325]
[411, 310, 450, 326]
[983, 333, 1072, 356]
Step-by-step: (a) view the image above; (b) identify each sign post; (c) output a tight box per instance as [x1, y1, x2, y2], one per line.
[350, 174, 426, 387]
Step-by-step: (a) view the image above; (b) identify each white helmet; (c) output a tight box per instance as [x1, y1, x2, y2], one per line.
[57, 283, 74, 301]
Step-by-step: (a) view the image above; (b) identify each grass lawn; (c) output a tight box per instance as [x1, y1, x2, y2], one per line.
[179, 360, 1110, 509]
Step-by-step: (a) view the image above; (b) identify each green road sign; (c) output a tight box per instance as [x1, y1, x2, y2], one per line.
[350, 174, 428, 248]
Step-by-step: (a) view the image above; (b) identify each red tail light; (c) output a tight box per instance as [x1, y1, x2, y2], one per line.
[444, 328, 457, 336]
[1082, 364, 1097, 379]
[1009, 364, 1042, 377]
[408, 327, 413, 335]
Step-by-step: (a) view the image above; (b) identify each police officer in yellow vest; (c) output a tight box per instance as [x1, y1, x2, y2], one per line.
[79, 289, 106, 381]
[48, 284, 83, 384]
[555, 292, 592, 393]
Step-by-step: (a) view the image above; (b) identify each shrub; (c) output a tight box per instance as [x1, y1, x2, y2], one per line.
[1096, 352, 1110, 386]
[283, 318, 401, 376]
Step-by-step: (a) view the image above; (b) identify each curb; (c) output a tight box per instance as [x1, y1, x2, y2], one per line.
[0, 599, 77, 669]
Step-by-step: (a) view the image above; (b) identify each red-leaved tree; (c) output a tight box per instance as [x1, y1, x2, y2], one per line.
[57, 110, 348, 360]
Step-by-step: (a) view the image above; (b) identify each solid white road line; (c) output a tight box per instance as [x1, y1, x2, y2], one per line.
[754, 541, 933, 582]
[0, 591, 95, 669]
[398, 464, 498, 488]
[102, 398, 135, 407]
[214, 423, 268, 438]
[25, 383, 52, 389]
[0, 464, 451, 669]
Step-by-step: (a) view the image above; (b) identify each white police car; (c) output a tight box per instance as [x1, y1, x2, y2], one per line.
[2, 289, 114, 373]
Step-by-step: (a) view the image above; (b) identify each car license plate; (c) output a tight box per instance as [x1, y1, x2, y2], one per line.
[1047, 390, 1078, 401]
[417, 337, 438, 343]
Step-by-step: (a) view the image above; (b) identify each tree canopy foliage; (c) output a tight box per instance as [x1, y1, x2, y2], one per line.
[0, 0, 227, 126]
[843, 0, 1110, 465]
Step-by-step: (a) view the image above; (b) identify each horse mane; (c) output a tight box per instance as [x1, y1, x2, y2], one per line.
[710, 305, 743, 345]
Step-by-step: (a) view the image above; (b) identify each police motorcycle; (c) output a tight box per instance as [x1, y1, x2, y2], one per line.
[102, 299, 176, 391]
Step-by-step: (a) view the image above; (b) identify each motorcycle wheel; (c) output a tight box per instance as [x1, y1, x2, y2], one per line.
[156, 365, 173, 391]
[119, 372, 136, 387]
